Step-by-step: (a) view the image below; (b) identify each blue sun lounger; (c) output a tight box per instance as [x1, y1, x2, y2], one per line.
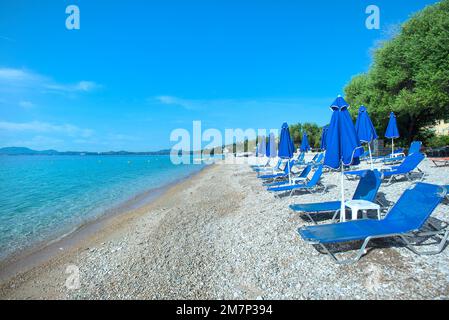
[382, 148, 406, 164]
[374, 141, 422, 165]
[254, 159, 281, 173]
[407, 141, 422, 155]
[258, 160, 296, 180]
[307, 153, 319, 164]
[312, 153, 324, 165]
[290, 170, 382, 224]
[264, 164, 312, 187]
[267, 165, 325, 197]
[345, 152, 425, 183]
[359, 150, 370, 161]
[295, 153, 323, 167]
[295, 152, 306, 165]
[382, 152, 425, 183]
[305, 153, 324, 166]
[383, 141, 421, 165]
[299, 183, 449, 264]
[251, 159, 270, 169]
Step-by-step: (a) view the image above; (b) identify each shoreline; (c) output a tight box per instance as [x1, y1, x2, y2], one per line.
[0, 164, 209, 283]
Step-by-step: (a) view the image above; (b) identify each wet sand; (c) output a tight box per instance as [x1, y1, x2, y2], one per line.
[0, 165, 207, 286]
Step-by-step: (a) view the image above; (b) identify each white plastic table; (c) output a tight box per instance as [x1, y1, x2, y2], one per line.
[343, 200, 381, 222]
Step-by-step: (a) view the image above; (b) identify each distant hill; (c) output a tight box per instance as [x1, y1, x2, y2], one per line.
[0, 147, 173, 156]
[0, 147, 59, 155]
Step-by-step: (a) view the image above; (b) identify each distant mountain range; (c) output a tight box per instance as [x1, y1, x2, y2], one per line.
[0, 147, 173, 156]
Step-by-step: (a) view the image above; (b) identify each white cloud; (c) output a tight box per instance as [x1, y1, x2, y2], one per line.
[156, 95, 178, 105]
[7, 136, 65, 149]
[0, 68, 37, 81]
[152, 95, 333, 112]
[0, 120, 94, 138]
[18, 100, 35, 108]
[154, 95, 200, 110]
[0, 67, 100, 94]
[0, 35, 15, 42]
[45, 80, 101, 93]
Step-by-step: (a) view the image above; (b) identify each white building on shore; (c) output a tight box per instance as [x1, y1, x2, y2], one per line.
[433, 120, 449, 136]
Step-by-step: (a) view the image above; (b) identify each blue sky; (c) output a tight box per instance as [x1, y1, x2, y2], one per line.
[0, 0, 440, 151]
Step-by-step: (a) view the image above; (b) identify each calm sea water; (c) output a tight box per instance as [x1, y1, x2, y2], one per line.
[0, 155, 205, 261]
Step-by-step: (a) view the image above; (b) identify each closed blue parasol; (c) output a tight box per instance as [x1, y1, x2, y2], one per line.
[320, 125, 329, 151]
[266, 132, 277, 158]
[278, 123, 295, 159]
[324, 95, 363, 222]
[355, 106, 378, 169]
[300, 133, 310, 153]
[385, 112, 400, 155]
[278, 123, 295, 184]
[257, 136, 266, 157]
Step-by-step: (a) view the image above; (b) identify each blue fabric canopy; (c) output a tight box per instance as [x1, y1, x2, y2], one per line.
[266, 132, 277, 158]
[300, 133, 310, 152]
[324, 96, 362, 169]
[320, 125, 329, 150]
[278, 123, 295, 159]
[355, 106, 378, 169]
[257, 136, 266, 157]
[265, 137, 270, 157]
[355, 106, 378, 143]
[385, 112, 400, 139]
[324, 95, 363, 222]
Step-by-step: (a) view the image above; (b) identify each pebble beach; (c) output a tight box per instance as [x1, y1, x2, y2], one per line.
[1, 155, 448, 300]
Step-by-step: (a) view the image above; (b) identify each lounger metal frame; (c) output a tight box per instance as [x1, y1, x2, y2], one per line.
[296, 197, 388, 225]
[431, 159, 449, 167]
[313, 222, 449, 265]
[385, 167, 426, 184]
[273, 182, 327, 199]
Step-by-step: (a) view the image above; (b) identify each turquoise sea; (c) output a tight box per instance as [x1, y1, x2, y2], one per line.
[0, 155, 205, 261]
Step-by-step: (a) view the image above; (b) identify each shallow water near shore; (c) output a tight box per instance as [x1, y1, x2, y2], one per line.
[0, 155, 205, 262]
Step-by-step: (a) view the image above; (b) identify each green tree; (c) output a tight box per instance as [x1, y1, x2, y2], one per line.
[289, 122, 322, 149]
[345, 0, 449, 144]
[289, 123, 303, 147]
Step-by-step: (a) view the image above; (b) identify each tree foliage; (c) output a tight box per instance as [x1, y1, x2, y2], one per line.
[289, 122, 323, 149]
[345, 0, 449, 145]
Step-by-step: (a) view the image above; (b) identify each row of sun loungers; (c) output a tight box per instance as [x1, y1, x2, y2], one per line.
[252, 148, 449, 264]
[345, 152, 426, 183]
[299, 183, 448, 264]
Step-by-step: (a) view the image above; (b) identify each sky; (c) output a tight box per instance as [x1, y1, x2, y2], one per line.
[0, 0, 441, 152]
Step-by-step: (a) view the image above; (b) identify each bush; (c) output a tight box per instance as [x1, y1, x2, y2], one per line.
[426, 135, 449, 148]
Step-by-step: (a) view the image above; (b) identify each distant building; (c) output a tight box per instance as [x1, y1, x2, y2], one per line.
[432, 120, 449, 136]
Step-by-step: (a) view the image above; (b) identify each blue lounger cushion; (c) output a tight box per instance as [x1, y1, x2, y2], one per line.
[264, 165, 312, 187]
[346, 153, 425, 179]
[299, 183, 446, 245]
[382, 153, 425, 177]
[290, 201, 341, 213]
[291, 170, 382, 214]
[299, 219, 402, 244]
[268, 166, 323, 193]
[268, 183, 311, 192]
[344, 170, 369, 177]
[259, 173, 287, 179]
